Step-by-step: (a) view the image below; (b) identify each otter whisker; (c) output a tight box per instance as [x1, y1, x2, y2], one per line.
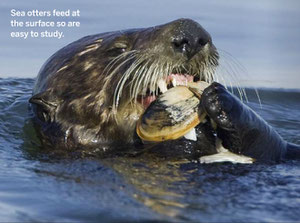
[142, 59, 154, 90]
[217, 50, 248, 92]
[148, 60, 160, 94]
[107, 53, 137, 83]
[130, 59, 150, 98]
[204, 61, 212, 83]
[194, 60, 203, 81]
[128, 61, 145, 98]
[211, 55, 219, 67]
[144, 59, 159, 96]
[156, 62, 167, 94]
[112, 46, 222, 115]
[154, 61, 168, 94]
[103, 52, 137, 99]
[218, 49, 247, 74]
[215, 51, 249, 102]
[111, 54, 140, 109]
[215, 65, 231, 90]
[201, 61, 208, 83]
[132, 59, 153, 102]
[125, 57, 147, 93]
[208, 69, 215, 84]
[125, 54, 156, 105]
[205, 62, 211, 83]
[103, 50, 137, 75]
[174, 64, 180, 75]
[132, 67, 147, 102]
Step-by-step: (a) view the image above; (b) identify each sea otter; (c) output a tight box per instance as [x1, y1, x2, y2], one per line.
[29, 18, 300, 162]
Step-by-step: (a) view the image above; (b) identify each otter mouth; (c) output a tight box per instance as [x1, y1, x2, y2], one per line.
[137, 73, 201, 109]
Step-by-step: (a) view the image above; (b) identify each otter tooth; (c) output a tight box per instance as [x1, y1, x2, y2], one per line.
[158, 79, 168, 93]
[172, 78, 177, 87]
[184, 127, 197, 141]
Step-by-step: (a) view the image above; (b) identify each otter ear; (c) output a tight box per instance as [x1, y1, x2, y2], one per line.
[29, 91, 58, 123]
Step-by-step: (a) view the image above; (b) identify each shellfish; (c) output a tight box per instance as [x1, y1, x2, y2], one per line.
[136, 81, 209, 142]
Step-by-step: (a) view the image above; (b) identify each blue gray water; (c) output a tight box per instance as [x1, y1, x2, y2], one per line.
[1, 0, 300, 222]
[0, 78, 299, 222]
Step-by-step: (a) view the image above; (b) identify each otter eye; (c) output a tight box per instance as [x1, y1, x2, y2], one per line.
[107, 42, 128, 57]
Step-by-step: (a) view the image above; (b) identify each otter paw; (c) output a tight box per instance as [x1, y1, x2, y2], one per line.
[201, 82, 238, 130]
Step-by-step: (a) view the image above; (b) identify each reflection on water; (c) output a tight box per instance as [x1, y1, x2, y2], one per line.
[103, 156, 190, 218]
[0, 78, 300, 222]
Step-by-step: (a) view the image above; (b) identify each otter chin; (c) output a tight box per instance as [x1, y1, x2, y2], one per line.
[29, 18, 219, 152]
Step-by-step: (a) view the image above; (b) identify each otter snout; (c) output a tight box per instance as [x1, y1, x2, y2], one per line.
[168, 19, 212, 60]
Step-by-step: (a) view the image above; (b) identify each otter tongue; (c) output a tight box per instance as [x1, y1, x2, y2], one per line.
[140, 95, 156, 108]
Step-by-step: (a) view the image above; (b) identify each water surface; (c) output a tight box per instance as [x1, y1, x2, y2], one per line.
[0, 0, 300, 222]
[0, 78, 299, 222]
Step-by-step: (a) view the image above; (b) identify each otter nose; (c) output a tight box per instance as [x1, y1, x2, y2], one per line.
[170, 19, 211, 60]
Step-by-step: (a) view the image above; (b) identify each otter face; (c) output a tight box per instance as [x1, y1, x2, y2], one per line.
[100, 19, 219, 112]
[30, 18, 219, 147]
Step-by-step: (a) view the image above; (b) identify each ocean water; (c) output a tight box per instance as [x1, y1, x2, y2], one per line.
[1, 0, 300, 222]
[0, 78, 299, 222]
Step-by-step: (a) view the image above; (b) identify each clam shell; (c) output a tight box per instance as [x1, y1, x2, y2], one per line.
[136, 82, 209, 142]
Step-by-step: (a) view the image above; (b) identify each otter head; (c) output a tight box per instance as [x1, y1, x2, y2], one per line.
[103, 18, 219, 109]
[30, 18, 219, 147]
